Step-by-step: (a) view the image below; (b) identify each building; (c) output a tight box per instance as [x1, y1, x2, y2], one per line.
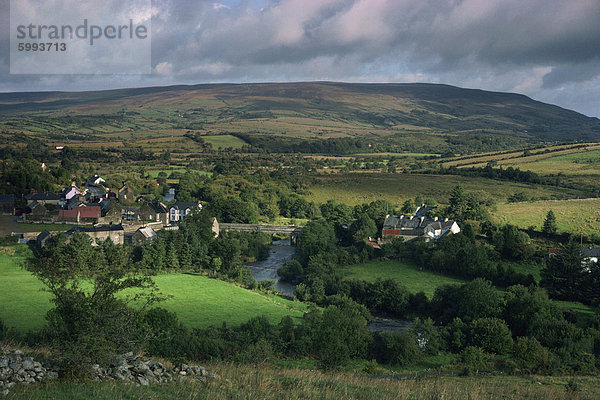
[36, 231, 53, 248]
[86, 174, 106, 186]
[65, 225, 125, 245]
[136, 200, 169, 225]
[211, 217, 219, 238]
[382, 214, 460, 242]
[60, 185, 81, 201]
[0, 194, 14, 215]
[118, 184, 135, 204]
[24, 192, 61, 206]
[131, 226, 157, 246]
[23, 201, 49, 221]
[58, 205, 100, 224]
[99, 200, 122, 225]
[169, 201, 202, 223]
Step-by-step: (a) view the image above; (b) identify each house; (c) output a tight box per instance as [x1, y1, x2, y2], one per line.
[85, 186, 105, 202]
[211, 217, 219, 238]
[23, 201, 49, 221]
[86, 174, 106, 186]
[0, 194, 15, 215]
[169, 201, 202, 223]
[580, 247, 600, 263]
[99, 200, 122, 225]
[36, 230, 53, 248]
[65, 225, 124, 245]
[118, 184, 135, 204]
[60, 185, 81, 201]
[131, 227, 157, 246]
[382, 214, 460, 242]
[24, 192, 61, 206]
[136, 200, 169, 225]
[58, 205, 100, 224]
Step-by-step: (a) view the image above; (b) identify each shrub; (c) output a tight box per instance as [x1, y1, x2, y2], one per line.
[468, 318, 513, 354]
[370, 331, 422, 366]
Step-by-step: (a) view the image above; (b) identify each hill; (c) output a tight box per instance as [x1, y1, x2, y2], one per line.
[1, 82, 599, 154]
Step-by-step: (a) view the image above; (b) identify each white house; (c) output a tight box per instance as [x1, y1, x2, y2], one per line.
[169, 201, 202, 223]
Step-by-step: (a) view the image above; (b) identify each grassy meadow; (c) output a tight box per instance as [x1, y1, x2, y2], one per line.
[306, 173, 585, 206]
[337, 260, 466, 297]
[6, 364, 600, 400]
[494, 198, 600, 236]
[0, 246, 307, 332]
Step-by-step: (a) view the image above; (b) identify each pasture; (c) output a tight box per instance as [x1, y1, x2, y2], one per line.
[337, 260, 466, 297]
[0, 246, 308, 332]
[306, 173, 586, 207]
[494, 198, 600, 236]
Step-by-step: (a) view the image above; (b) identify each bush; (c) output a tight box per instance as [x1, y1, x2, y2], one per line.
[460, 346, 488, 375]
[512, 337, 554, 373]
[370, 331, 422, 366]
[468, 318, 513, 354]
[277, 260, 303, 283]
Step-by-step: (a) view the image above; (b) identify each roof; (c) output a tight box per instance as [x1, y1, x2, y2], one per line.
[136, 227, 157, 239]
[415, 205, 436, 218]
[24, 192, 60, 201]
[58, 206, 100, 219]
[86, 175, 105, 186]
[0, 194, 14, 203]
[145, 201, 168, 213]
[66, 224, 124, 234]
[383, 215, 456, 230]
[170, 201, 200, 211]
[581, 247, 600, 258]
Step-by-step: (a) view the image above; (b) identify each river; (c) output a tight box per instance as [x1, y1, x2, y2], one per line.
[247, 239, 296, 296]
[247, 239, 411, 332]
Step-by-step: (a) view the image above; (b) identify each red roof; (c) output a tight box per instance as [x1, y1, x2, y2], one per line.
[59, 206, 100, 219]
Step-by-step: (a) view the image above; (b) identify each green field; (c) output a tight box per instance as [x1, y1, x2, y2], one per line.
[339, 259, 593, 320]
[202, 135, 248, 149]
[494, 198, 600, 235]
[337, 260, 466, 297]
[307, 173, 585, 207]
[0, 246, 308, 332]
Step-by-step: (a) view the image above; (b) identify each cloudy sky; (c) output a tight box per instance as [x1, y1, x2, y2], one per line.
[1, 0, 599, 117]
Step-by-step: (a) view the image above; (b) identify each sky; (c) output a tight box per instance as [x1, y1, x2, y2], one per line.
[1, 0, 599, 118]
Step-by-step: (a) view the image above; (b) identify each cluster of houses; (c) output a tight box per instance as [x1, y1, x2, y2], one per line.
[20, 175, 202, 227]
[5, 174, 213, 248]
[381, 205, 461, 242]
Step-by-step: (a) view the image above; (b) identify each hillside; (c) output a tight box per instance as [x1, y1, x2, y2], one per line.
[1, 82, 599, 154]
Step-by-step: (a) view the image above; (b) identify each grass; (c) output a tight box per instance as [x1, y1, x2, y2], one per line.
[0, 246, 308, 332]
[307, 173, 586, 207]
[6, 363, 600, 399]
[494, 198, 600, 236]
[340, 259, 594, 322]
[337, 260, 466, 297]
[202, 135, 248, 149]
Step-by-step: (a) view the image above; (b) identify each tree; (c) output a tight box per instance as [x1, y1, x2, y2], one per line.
[316, 305, 370, 370]
[350, 215, 377, 242]
[541, 238, 585, 301]
[28, 237, 165, 376]
[468, 317, 513, 354]
[543, 210, 558, 235]
[401, 199, 415, 214]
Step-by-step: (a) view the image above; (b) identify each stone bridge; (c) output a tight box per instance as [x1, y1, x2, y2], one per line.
[219, 223, 304, 245]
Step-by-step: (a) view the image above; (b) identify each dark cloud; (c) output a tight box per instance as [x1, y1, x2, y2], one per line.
[1, 0, 599, 117]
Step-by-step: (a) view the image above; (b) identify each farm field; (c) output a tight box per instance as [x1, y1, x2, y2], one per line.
[306, 173, 586, 206]
[0, 246, 308, 332]
[339, 259, 593, 320]
[337, 260, 466, 297]
[202, 134, 248, 149]
[494, 198, 600, 236]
